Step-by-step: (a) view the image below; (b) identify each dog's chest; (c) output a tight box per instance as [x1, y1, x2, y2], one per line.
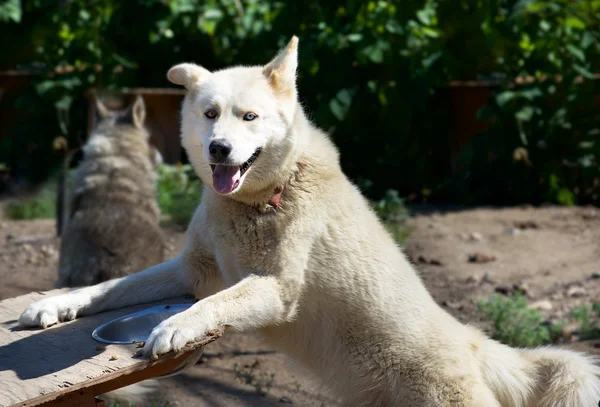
[211, 208, 284, 275]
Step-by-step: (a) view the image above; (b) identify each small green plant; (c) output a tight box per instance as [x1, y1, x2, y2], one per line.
[571, 304, 600, 340]
[233, 361, 276, 397]
[477, 293, 564, 348]
[5, 178, 58, 220]
[372, 189, 412, 244]
[155, 163, 202, 227]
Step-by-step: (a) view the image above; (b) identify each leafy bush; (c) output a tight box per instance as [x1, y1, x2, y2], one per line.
[1, 0, 599, 205]
[447, 0, 600, 205]
[5, 194, 55, 220]
[477, 293, 564, 348]
[5, 177, 57, 220]
[155, 163, 202, 227]
[571, 303, 600, 340]
[372, 189, 412, 244]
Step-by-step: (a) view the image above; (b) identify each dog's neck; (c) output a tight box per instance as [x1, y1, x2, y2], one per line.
[266, 184, 285, 209]
[231, 178, 290, 213]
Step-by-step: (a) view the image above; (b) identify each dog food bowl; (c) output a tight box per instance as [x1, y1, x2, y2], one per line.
[92, 303, 198, 378]
[92, 304, 193, 345]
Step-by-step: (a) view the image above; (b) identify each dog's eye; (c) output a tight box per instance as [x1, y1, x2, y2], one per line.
[204, 110, 218, 119]
[243, 112, 258, 121]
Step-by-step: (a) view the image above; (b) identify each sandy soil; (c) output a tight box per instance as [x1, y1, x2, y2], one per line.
[1, 204, 599, 406]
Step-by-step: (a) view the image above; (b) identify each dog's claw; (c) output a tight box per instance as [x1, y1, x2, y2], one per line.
[142, 319, 199, 359]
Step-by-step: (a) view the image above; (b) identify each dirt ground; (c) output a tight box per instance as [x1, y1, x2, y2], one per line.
[1, 204, 600, 406]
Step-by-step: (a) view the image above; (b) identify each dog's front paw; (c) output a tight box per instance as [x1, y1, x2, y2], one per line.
[18, 296, 79, 328]
[143, 320, 199, 358]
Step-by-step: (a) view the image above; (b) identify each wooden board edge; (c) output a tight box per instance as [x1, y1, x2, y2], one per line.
[12, 328, 224, 407]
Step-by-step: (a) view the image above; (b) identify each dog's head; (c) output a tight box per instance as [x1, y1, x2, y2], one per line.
[86, 95, 163, 169]
[168, 36, 300, 197]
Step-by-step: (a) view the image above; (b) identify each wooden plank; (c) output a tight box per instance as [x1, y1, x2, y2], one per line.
[0, 289, 223, 407]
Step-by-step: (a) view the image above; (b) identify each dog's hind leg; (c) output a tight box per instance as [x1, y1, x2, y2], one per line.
[19, 257, 191, 328]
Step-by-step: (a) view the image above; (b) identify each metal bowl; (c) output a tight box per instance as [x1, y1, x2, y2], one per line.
[92, 304, 193, 345]
[92, 303, 199, 378]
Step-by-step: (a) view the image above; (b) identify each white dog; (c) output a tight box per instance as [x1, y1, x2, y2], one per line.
[19, 37, 600, 406]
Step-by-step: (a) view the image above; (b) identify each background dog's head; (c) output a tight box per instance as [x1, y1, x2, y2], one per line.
[85, 95, 163, 170]
[168, 36, 300, 197]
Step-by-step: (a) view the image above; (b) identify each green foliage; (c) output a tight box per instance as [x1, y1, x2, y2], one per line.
[1, 0, 600, 205]
[571, 304, 600, 340]
[373, 189, 409, 224]
[477, 293, 564, 348]
[5, 178, 57, 220]
[0, 0, 21, 23]
[155, 163, 202, 227]
[449, 0, 600, 205]
[372, 189, 412, 244]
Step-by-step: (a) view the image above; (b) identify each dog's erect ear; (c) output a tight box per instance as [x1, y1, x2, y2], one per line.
[263, 36, 298, 96]
[118, 95, 146, 129]
[131, 95, 146, 129]
[95, 97, 111, 121]
[167, 63, 211, 89]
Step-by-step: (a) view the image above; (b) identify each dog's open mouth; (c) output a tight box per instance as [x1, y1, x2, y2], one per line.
[210, 148, 262, 194]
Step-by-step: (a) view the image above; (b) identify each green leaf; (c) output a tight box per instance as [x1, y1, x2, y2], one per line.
[0, 0, 21, 23]
[581, 32, 595, 49]
[113, 53, 138, 69]
[496, 91, 515, 107]
[579, 141, 595, 149]
[35, 80, 56, 94]
[198, 17, 217, 35]
[347, 33, 363, 42]
[422, 27, 440, 38]
[337, 88, 354, 107]
[517, 121, 528, 146]
[416, 5, 436, 26]
[77, 9, 90, 21]
[573, 64, 595, 79]
[329, 88, 356, 121]
[565, 16, 585, 30]
[54, 95, 72, 112]
[519, 87, 543, 101]
[385, 20, 403, 34]
[422, 51, 441, 69]
[329, 99, 345, 121]
[566, 44, 585, 62]
[515, 106, 534, 121]
[204, 8, 224, 20]
[578, 155, 595, 168]
[416, 9, 430, 25]
[556, 188, 575, 206]
[362, 44, 385, 63]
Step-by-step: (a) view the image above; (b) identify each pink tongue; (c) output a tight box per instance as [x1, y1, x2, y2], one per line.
[212, 165, 241, 194]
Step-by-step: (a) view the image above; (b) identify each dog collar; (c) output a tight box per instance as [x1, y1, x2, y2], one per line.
[267, 184, 285, 208]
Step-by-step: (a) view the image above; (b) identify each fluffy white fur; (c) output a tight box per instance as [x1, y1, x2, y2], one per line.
[19, 37, 600, 406]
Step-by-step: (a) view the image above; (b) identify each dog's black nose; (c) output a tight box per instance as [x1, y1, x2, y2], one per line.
[209, 139, 232, 163]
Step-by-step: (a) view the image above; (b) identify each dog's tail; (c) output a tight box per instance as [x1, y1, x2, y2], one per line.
[479, 337, 600, 406]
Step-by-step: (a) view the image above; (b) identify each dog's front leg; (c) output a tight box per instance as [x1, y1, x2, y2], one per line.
[143, 272, 300, 357]
[19, 257, 191, 328]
